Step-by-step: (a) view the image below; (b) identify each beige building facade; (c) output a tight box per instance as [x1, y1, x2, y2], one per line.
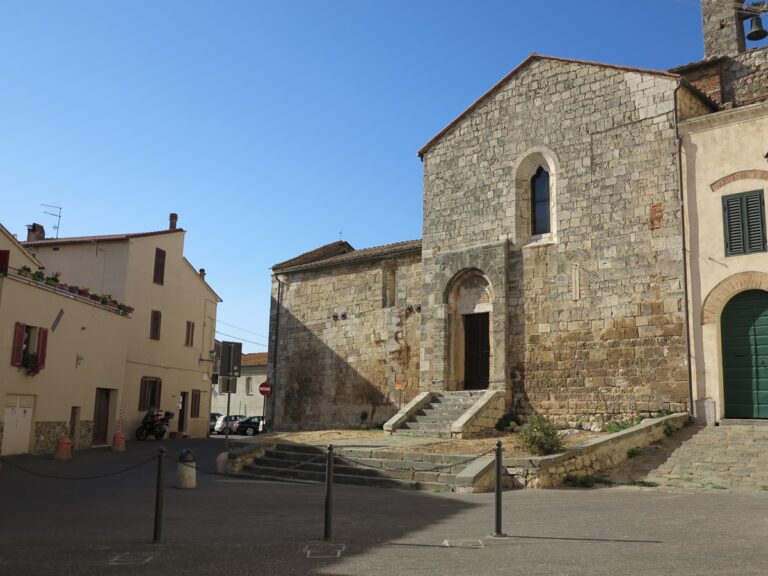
[681, 101, 768, 421]
[1, 224, 129, 455]
[24, 214, 221, 440]
[211, 353, 268, 418]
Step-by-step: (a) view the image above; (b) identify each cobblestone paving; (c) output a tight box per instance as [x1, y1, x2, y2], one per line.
[611, 423, 768, 493]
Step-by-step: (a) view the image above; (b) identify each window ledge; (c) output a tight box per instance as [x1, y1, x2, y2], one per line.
[523, 234, 556, 249]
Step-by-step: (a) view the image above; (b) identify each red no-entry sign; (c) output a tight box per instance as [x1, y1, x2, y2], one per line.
[259, 381, 272, 396]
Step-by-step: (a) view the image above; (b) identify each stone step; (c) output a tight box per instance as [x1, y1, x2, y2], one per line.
[239, 464, 453, 492]
[392, 429, 452, 439]
[250, 457, 458, 483]
[402, 422, 453, 432]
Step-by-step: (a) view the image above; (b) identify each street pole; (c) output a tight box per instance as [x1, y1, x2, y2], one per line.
[153, 447, 166, 543]
[324, 444, 334, 541]
[492, 440, 506, 537]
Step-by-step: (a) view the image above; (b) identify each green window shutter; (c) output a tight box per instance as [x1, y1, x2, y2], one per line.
[744, 190, 766, 254]
[724, 195, 745, 256]
[723, 190, 766, 256]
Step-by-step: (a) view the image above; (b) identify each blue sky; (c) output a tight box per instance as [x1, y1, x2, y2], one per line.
[0, 1, 745, 351]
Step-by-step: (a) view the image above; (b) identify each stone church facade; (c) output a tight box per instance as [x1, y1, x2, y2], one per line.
[267, 1, 768, 431]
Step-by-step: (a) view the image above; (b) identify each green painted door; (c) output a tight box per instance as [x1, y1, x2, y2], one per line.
[722, 290, 768, 419]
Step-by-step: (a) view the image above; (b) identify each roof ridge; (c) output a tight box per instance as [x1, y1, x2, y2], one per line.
[418, 53, 679, 158]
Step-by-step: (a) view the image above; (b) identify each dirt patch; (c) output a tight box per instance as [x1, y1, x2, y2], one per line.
[253, 429, 602, 457]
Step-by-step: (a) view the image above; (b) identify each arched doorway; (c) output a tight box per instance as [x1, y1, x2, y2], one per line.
[447, 270, 492, 390]
[722, 290, 768, 419]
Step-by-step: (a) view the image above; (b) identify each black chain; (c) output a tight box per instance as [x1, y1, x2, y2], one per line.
[337, 447, 495, 473]
[0, 455, 157, 480]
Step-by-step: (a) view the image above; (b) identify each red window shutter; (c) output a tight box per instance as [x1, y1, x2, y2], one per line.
[0, 250, 9, 275]
[36, 328, 49, 370]
[11, 322, 26, 366]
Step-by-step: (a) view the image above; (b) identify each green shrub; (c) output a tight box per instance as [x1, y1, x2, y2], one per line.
[663, 422, 676, 437]
[564, 474, 614, 488]
[495, 413, 519, 431]
[605, 420, 631, 434]
[626, 447, 642, 458]
[653, 408, 672, 418]
[632, 480, 659, 488]
[517, 414, 564, 455]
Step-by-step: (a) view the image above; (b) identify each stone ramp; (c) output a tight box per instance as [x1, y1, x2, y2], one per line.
[608, 423, 768, 492]
[393, 391, 485, 438]
[234, 442, 482, 492]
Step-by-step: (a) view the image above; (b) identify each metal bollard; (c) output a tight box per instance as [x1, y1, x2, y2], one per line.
[492, 440, 507, 537]
[177, 449, 196, 489]
[153, 448, 166, 544]
[324, 444, 334, 541]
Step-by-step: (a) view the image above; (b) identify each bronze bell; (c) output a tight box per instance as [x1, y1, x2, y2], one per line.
[747, 15, 768, 42]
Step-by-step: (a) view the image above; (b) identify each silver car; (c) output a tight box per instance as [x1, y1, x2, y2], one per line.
[214, 414, 246, 434]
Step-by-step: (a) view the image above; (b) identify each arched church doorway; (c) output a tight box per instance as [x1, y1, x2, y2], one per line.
[447, 270, 492, 390]
[722, 290, 768, 419]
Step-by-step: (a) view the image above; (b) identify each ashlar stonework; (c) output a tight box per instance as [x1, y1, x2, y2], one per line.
[268, 1, 768, 431]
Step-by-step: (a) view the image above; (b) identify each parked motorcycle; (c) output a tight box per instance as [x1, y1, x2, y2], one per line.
[135, 409, 174, 440]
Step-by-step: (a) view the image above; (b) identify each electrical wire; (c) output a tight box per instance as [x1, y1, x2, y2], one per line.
[215, 320, 269, 339]
[215, 330, 267, 348]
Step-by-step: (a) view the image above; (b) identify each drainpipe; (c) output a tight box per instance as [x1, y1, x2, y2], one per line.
[268, 275, 284, 427]
[674, 83, 695, 420]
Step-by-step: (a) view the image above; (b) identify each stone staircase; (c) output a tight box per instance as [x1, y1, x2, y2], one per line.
[234, 443, 477, 492]
[612, 422, 768, 492]
[392, 391, 485, 438]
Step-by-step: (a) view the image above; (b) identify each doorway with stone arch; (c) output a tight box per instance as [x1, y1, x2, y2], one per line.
[447, 269, 493, 391]
[721, 289, 768, 419]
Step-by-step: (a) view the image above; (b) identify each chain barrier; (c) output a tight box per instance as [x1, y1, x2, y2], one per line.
[337, 447, 496, 474]
[0, 455, 157, 480]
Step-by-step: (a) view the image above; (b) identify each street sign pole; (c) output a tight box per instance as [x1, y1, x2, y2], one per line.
[225, 380, 231, 452]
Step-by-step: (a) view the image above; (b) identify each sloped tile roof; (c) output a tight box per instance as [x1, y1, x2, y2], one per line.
[23, 228, 184, 247]
[272, 240, 354, 271]
[274, 239, 422, 274]
[241, 352, 268, 367]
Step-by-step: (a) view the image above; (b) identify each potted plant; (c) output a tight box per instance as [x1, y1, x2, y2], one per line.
[32, 270, 45, 282]
[18, 265, 33, 278]
[44, 272, 61, 287]
[100, 293, 111, 305]
[68, 285, 79, 294]
[21, 352, 39, 375]
[77, 286, 90, 296]
[89, 293, 101, 302]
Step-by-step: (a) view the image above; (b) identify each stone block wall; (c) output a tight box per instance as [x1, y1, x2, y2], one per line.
[723, 47, 768, 105]
[421, 58, 692, 420]
[506, 413, 689, 488]
[33, 421, 69, 454]
[270, 253, 422, 430]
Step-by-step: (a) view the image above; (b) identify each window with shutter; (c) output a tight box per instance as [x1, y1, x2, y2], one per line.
[153, 248, 166, 285]
[11, 322, 26, 366]
[36, 328, 48, 370]
[723, 190, 766, 256]
[150, 310, 162, 340]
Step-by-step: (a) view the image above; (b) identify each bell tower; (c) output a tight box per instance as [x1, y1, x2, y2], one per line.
[702, 0, 747, 58]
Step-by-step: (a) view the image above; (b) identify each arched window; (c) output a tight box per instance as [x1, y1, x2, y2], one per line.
[531, 166, 550, 235]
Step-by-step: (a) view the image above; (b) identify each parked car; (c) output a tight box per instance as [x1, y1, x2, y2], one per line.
[232, 416, 265, 436]
[214, 415, 246, 434]
[210, 412, 223, 434]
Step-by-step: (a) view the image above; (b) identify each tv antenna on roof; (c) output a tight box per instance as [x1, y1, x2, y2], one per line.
[41, 204, 62, 238]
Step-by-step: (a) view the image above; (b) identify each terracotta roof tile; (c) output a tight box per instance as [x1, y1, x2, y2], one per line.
[23, 228, 184, 247]
[275, 239, 421, 274]
[272, 240, 354, 271]
[241, 352, 267, 367]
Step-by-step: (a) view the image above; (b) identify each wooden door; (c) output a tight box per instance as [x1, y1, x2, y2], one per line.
[464, 313, 490, 390]
[93, 389, 111, 445]
[722, 290, 768, 418]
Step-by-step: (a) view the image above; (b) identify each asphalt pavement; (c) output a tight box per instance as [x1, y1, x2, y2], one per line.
[1, 438, 766, 575]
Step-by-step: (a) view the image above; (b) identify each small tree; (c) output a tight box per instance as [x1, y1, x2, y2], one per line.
[518, 414, 564, 455]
